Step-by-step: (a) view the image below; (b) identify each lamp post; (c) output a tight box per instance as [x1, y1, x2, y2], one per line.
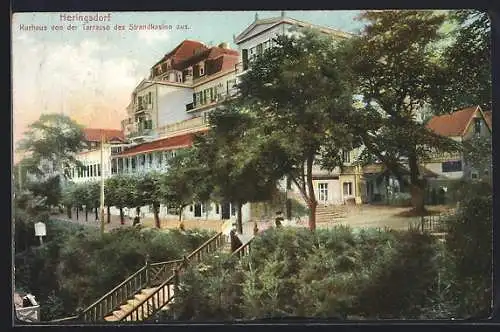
[34, 222, 46, 246]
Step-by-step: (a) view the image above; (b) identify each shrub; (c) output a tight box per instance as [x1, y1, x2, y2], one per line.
[442, 181, 492, 318]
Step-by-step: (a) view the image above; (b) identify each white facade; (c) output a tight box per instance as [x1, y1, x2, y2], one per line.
[69, 144, 127, 184]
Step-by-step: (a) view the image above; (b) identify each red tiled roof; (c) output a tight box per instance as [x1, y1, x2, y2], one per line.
[176, 46, 239, 72]
[154, 40, 208, 67]
[117, 130, 208, 157]
[83, 128, 124, 142]
[426, 106, 479, 137]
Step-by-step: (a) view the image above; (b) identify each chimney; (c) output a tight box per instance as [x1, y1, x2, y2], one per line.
[218, 42, 230, 49]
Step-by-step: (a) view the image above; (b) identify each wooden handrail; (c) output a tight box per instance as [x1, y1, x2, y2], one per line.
[186, 232, 223, 260]
[49, 315, 79, 323]
[231, 236, 254, 258]
[119, 232, 226, 322]
[79, 258, 182, 322]
[79, 266, 147, 319]
[150, 259, 183, 267]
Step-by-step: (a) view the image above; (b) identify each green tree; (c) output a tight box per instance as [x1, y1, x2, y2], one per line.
[194, 115, 280, 233]
[433, 10, 491, 112]
[444, 181, 492, 318]
[462, 134, 492, 183]
[71, 184, 87, 221]
[136, 172, 163, 228]
[227, 29, 358, 231]
[162, 150, 200, 222]
[26, 175, 62, 211]
[86, 181, 101, 221]
[347, 10, 461, 214]
[105, 175, 134, 224]
[61, 184, 74, 219]
[16, 113, 85, 178]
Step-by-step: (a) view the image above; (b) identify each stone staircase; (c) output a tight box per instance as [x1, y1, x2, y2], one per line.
[104, 285, 174, 322]
[316, 204, 348, 223]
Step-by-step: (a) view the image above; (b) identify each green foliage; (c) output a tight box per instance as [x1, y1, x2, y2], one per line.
[442, 181, 492, 318]
[14, 216, 215, 321]
[462, 134, 492, 183]
[433, 10, 491, 112]
[168, 252, 243, 321]
[16, 113, 85, 178]
[162, 148, 213, 220]
[169, 226, 442, 320]
[347, 10, 462, 213]
[26, 175, 62, 209]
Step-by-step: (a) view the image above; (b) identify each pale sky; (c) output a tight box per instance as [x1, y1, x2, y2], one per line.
[12, 11, 365, 155]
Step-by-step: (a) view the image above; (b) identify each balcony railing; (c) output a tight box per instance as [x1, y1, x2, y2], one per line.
[424, 151, 462, 162]
[156, 117, 207, 137]
[128, 128, 153, 139]
[235, 62, 246, 75]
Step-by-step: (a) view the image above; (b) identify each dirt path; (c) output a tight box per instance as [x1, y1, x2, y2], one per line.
[318, 205, 454, 231]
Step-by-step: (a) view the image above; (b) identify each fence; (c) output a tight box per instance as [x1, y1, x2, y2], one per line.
[409, 212, 452, 233]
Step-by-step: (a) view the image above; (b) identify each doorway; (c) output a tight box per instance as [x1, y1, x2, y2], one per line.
[221, 202, 231, 220]
[194, 203, 202, 217]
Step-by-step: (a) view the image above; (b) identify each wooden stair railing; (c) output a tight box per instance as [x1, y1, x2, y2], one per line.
[231, 236, 253, 259]
[48, 258, 184, 323]
[119, 231, 227, 322]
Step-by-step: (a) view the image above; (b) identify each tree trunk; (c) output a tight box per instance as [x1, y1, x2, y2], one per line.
[66, 206, 72, 219]
[136, 206, 141, 217]
[85, 207, 88, 222]
[286, 199, 292, 220]
[119, 207, 125, 225]
[153, 203, 161, 229]
[408, 154, 427, 215]
[76, 207, 79, 221]
[179, 206, 184, 221]
[410, 184, 426, 215]
[306, 155, 317, 231]
[107, 206, 111, 224]
[205, 201, 209, 220]
[94, 207, 98, 221]
[237, 201, 243, 234]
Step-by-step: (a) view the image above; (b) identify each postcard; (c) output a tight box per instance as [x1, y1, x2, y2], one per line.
[12, 10, 492, 324]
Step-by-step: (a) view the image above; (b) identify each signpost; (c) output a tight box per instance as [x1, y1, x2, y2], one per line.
[34, 222, 46, 245]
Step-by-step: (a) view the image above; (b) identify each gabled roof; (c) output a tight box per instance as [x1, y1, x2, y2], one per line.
[176, 46, 239, 70]
[83, 128, 124, 142]
[117, 129, 208, 157]
[426, 106, 491, 137]
[153, 40, 208, 67]
[234, 15, 354, 44]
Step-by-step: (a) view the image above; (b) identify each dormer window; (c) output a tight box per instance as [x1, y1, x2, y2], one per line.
[199, 62, 205, 76]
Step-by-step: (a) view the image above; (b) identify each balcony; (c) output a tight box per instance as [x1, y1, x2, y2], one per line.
[156, 116, 208, 137]
[235, 62, 247, 75]
[424, 151, 462, 163]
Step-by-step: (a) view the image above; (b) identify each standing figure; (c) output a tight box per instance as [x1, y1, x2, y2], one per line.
[275, 211, 284, 228]
[230, 228, 243, 252]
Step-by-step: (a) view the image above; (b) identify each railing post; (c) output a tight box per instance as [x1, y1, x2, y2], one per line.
[145, 254, 150, 287]
[173, 267, 179, 320]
